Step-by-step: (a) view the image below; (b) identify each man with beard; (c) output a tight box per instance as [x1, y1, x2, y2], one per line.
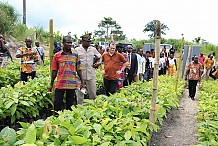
[185, 56, 202, 100]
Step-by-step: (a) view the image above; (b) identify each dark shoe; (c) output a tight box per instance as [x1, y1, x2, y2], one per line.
[191, 97, 195, 100]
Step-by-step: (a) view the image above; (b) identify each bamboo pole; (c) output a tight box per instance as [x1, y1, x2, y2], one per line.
[49, 19, 54, 110]
[175, 34, 184, 93]
[49, 19, 54, 73]
[149, 20, 161, 124]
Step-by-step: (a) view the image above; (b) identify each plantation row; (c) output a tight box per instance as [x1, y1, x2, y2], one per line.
[0, 76, 184, 145]
[197, 80, 218, 146]
[0, 60, 104, 124]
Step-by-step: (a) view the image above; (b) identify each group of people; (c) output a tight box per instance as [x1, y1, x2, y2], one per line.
[2, 33, 217, 111]
[185, 52, 217, 100]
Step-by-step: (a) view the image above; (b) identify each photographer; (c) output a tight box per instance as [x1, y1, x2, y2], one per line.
[0, 35, 13, 68]
[75, 33, 101, 104]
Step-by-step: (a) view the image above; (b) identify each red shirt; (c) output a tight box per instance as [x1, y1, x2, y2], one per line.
[52, 51, 82, 89]
[102, 52, 126, 80]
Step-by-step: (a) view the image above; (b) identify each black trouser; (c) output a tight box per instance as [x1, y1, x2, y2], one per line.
[20, 71, 36, 82]
[188, 80, 198, 98]
[104, 78, 118, 96]
[54, 88, 76, 111]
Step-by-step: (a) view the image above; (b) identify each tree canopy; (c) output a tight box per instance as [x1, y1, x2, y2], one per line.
[94, 17, 126, 42]
[0, 2, 19, 35]
[143, 20, 169, 38]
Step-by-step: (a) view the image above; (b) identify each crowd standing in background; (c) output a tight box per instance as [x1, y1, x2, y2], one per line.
[2, 33, 218, 111]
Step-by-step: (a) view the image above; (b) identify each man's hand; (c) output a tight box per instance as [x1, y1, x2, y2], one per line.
[133, 73, 137, 77]
[101, 70, 105, 74]
[80, 82, 85, 89]
[116, 70, 122, 74]
[48, 85, 53, 92]
[184, 76, 187, 81]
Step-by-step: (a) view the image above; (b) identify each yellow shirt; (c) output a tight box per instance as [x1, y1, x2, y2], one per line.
[204, 58, 214, 70]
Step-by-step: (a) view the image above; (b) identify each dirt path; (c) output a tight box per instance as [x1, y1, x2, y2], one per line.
[150, 88, 199, 146]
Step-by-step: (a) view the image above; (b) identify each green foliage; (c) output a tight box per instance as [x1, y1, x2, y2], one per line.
[200, 43, 218, 60]
[143, 20, 169, 38]
[8, 76, 183, 145]
[197, 80, 218, 145]
[0, 1, 19, 35]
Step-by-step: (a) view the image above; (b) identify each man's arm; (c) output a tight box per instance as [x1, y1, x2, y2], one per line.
[48, 70, 57, 92]
[77, 70, 85, 89]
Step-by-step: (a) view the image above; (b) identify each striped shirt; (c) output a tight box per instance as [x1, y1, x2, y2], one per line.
[52, 50, 82, 89]
[16, 47, 39, 73]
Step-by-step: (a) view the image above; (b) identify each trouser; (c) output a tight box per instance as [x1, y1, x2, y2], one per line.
[134, 74, 139, 82]
[20, 71, 36, 82]
[168, 64, 176, 76]
[0, 56, 8, 68]
[188, 80, 198, 98]
[144, 69, 150, 81]
[76, 79, 96, 104]
[54, 88, 76, 111]
[104, 78, 118, 96]
[209, 67, 217, 80]
[201, 68, 211, 80]
[127, 74, 135, 85]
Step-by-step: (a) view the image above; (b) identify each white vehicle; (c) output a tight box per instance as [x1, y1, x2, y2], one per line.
[98, 41, 108, 50]
[160, 44, 172, 52]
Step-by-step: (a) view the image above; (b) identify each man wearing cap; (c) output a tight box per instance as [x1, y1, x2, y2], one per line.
[0, 34, 13, 68]
[75, 33, 101, 104]
[16, 37, 39, 82]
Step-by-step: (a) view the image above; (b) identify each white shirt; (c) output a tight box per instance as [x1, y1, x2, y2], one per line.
[75, 45, 101, 80]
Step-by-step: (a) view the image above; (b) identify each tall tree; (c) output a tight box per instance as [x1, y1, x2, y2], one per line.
[143, 20, 169, 38]
[0, 2, 19, 35]
[94, 17, 126, 41]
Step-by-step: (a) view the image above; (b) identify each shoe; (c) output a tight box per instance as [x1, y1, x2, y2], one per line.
[188, 96, 191, 98]
[191, 97, 195, 100]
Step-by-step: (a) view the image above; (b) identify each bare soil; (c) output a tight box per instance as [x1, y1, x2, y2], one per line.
[150, 87, 199, 146]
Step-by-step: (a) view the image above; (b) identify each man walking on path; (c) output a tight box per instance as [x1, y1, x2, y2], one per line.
[201, 54, 214, 81]
[185, 56, 202, 100]
[48, 35, 84, 111]
[75, 33, 101, 104]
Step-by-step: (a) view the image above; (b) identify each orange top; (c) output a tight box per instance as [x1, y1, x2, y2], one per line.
[102, 52, 126, 80]
[204, 58, 214, 70]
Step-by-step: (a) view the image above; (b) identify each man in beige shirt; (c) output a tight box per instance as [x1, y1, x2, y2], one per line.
[75, 34, 101, 104]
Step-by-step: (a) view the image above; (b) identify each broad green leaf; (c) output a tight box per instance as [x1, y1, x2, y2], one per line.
[71, 136, 88, 144]
[0, 127, 17, 144]
[124, 130, 131, 140]
[5, 101, 14, 109]
[20, 101, 30, 106]
[24, 124, 36, 144]
[93, 124, 102, 136]
[10, 104, 17, 116]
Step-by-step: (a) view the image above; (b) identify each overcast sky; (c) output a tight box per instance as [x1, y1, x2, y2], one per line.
[2, 0, 218, 44]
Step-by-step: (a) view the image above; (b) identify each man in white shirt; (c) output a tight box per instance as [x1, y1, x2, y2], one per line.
[35, 41, 44, 64]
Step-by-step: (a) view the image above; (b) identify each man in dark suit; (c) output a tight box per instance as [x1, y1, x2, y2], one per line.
[126, 45, 138, 85]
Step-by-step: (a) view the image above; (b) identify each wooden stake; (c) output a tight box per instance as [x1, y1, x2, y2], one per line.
[49, 19, 54, 73]
[149, 20, 161, 124]
[175, 35, 184, 93]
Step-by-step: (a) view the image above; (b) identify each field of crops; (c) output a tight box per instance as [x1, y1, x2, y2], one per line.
[197, 80, 218, 146]
[0, 59, 216, 145]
